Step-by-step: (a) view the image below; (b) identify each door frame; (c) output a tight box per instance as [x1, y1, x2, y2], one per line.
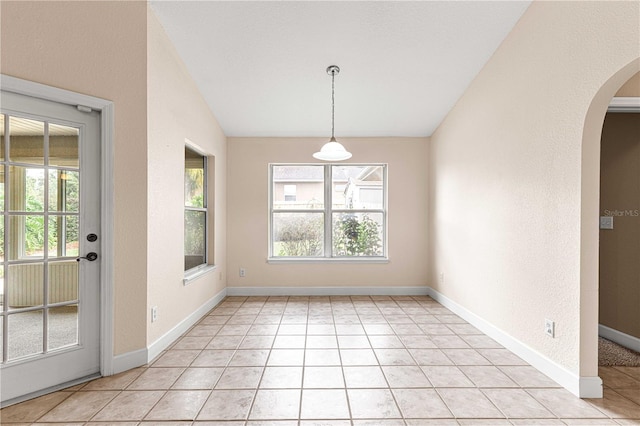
[1, 74, 115, 378]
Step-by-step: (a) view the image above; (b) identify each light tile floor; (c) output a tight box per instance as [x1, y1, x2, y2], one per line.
[2, 295, 640, 425]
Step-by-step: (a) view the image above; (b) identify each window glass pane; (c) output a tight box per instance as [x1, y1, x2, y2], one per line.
[0, 316, 3, 362]
[332, 212, 384, 257]
[0, 266, 4, 310]
[333, 165, 384, 210]
[48, 216, 79, 258]
[9, 167, 45, 212]
[49, 124, 79, 168]
[9, 116, 44, 165]
[0, 216, 3, 263]
[185, 210, 206, 271]
[48, 170, 79, 212]
[272, 166, 324, 210]
[185, 147, 205, 208]
[48, 305, 78, 350]
[0, 114, 5, 162]
[48, 261, 78, 304]
[8, 310, 43, 360]
[8, 215, 45, 260]
[7, 263, 44, 309]
[272, 212, 324, 257]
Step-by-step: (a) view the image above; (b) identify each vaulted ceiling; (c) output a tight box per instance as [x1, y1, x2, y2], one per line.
[150, 1, 531, 138]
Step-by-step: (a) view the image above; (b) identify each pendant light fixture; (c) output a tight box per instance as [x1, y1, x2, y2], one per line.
[313, 65, 352, 161]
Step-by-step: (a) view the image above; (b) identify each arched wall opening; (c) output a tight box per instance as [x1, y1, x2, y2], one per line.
[580, 59, 640, 389]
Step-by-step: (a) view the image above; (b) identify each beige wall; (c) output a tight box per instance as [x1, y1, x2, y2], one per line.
[147, 9, 227, 344]
[615, 72, 640, 97]
[429, 0, 639, 378]
[599, 113, 640, 339]
[1, 1, 149, 355]
[227, 137, 428, 289]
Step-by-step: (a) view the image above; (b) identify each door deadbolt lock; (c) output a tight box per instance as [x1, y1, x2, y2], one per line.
[87, 233, 98, 242]
[77, 252, 98, 262]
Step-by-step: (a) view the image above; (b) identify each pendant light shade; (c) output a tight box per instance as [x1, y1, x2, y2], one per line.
[313, 65, 352, 161]
[313, 138, 352, 161]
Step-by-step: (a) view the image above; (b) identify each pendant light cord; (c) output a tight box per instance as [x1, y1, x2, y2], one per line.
[331, 69, 335, 140]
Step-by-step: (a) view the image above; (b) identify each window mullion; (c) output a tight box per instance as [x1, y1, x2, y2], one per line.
[324, 164, 332, 258]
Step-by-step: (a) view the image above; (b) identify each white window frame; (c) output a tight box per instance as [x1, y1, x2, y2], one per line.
[268, 163, 388, 263]
[183, 143, 216, 283]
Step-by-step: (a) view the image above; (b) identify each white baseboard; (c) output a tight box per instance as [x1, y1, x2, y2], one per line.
[147, 287, 228, 363]
[426, 287, 602, 398]
[599, 324, 640, 353]
[112, 347, 148, 375]
[227, 286, 429, 297]
[110, 287, 227, 375]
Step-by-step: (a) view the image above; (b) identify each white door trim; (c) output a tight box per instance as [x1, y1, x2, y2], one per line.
[1, 74, 115, 376]
[608, 96, 640, 112]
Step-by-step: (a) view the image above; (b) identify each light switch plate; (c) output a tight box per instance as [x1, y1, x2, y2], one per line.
[600, 216, 614, 230]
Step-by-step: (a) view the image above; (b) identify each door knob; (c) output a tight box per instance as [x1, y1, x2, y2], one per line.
[77, 252, 98, 262]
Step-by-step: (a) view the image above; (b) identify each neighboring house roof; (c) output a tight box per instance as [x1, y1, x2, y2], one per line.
[273, 165, 369, 182]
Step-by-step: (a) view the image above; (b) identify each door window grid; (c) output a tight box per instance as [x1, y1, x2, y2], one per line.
[0, 112, 81, 363]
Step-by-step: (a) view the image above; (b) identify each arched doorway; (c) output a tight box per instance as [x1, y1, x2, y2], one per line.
[579, 59, 640, 397]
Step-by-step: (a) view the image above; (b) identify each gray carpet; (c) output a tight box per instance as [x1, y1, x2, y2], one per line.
[599, 336, 640, 367]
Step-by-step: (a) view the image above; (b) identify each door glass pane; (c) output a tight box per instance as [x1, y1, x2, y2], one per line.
[333, 165, 384, 210]
[332, 212, 384, 257]
[272, 166, 324, 210]
[9, 117, 44, 165]
[48, 261, 78, 304]
[1, 169, 4, 212]
[48, 305, 78, 350]
[272, 212, 324, 257]
[8, 310, 43, 360]
[48, 170, 79, 213]
[7, 263, 44, 309]
[185, 147, 205, 207]
[49, 216, 79, 258]
[185, 210, 206, 270]
[49, 124, 79, 168]
[8, 215, 45, 260]
[9, 167, 45, 212]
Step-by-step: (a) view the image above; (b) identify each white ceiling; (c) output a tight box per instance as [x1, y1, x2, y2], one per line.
[150, 1, 531, 138]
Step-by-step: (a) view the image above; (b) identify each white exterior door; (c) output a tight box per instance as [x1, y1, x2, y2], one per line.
[0, 90, 101, 405]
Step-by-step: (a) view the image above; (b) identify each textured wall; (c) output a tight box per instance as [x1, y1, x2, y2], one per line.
[429, 0, 639, 377]
[146, 9, 228, 344]
[1, 1, 149, 355]
[227, 137, 429, 289]
[615, 72, 640, 97]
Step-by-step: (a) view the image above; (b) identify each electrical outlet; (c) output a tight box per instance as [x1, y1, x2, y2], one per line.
[219, 271, 223, 281]
[545, 319, 555, 338]
[151, 306, 158, 323]
[239, 268, 246, 277]
[439, 272, 445, 284]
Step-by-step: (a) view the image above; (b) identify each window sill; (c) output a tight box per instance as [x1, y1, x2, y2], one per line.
[184, 264, 217, 285]
[267, 257, 389, 264]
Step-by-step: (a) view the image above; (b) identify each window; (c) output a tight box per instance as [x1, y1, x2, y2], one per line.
[270, 164, 387, 260]
[184, 146, 207, 271]
[283, 184, 297, 202]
